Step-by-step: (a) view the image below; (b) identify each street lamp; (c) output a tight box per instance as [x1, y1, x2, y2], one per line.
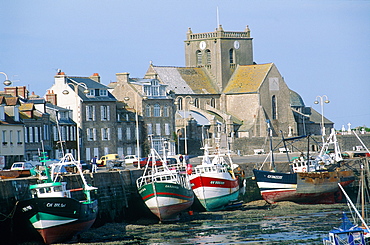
[62, 79, 89, 163]
[314, 95, 330, 142]
[124, 94, 147, 169]
[0, 72, 12, 86]
[174, 95, 193, 155]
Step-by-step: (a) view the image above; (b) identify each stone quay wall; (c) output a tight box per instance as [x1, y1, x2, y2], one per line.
[234, 134, 370, 156]
[0, 169, 145, 241]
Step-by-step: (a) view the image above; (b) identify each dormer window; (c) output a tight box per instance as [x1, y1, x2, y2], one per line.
[87, 89, 95, 96]
[99, 89, 107, 96]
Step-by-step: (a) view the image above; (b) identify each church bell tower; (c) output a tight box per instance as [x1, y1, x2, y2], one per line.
[184, 25, 253, 91]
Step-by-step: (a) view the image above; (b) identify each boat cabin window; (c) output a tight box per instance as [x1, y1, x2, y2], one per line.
[54, 186, 63, 192]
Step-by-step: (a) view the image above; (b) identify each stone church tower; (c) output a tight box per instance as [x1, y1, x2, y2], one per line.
[185, 25, 253, 91]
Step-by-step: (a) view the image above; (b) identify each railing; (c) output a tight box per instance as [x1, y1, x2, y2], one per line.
[189, 31, 250, 40]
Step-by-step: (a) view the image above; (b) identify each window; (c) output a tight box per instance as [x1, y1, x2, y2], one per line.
[194, 98, 199, 108]
[210, 98, 215, 107]
[86, 105, 95, 121]
[154, 104, 161, 117]
[126, 127, 131, 140]
[117, 128, 122, 140]
[2, 130, 6, 143]
[177, 97, 183, 110]
[17, 130, 21, 143]
[156, 123, 161, 136]
[101, 106, 110, 121]
[229, 49, 234, 63]
[196, 50, 202, 66]
[34, 127, 39, 142]
[165, 123, 170, 135]
[146, 105, 151, 117]
[272, 95, 277, 120]
[101, 128, 110, 141]
[24, 127, 28, 143]
[147, 124, 152, 135]
[205, 49, 211, 65]
[87, 89, 95, 96]
[87, 128, 93, 141]
[29, 127, 33, 143]
[99, 89, 107, 96]
[163, 106, 169, 117]
[127, 146, 132, 155]
[43, 125, 49, 140]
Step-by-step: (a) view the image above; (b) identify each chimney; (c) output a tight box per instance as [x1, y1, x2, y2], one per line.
[90, 73, 100, 83]
[54, 69, 67, 85]
[17, 86, 28, 99]
[45, 90, 57, 105]
[4, 87, 17, 97]
[116, 72, 130, 84]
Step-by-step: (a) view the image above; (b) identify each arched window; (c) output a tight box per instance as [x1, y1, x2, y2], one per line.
[210, 98, 215, 108]
[205, 49, 211, 65]
[154, 104, 161, 117]
[196, 50, 202, 66]
[146, 105, 151, 117]
[194, 98, 199, 108]
[229, 49, 234, 64]
[272, 95, 277, 120]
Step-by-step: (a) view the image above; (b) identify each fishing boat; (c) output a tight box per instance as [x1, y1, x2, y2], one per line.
[189, 144, 240, 211]
[323, 212, 367, 245]
[253, 121, 355, 204]
[14, 153, 98, 244]
[136, 147, 194, 222]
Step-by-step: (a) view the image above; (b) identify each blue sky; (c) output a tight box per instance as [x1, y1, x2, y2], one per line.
[1, 0, 369, 129]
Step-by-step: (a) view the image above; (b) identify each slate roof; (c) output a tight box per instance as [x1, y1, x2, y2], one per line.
[151, 66, 219, 94]
[19, 103, 34, 111]
[307, 107, 333, 124]
[223, 63, 272, 94]
[66, 77, 117, 102]
[290, 90, 305, 107]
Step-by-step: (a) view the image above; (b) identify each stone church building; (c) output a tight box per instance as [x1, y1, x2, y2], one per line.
[143, 25, 332, 152]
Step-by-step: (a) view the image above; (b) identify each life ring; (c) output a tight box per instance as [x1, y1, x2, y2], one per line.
[302, 167, 307, 172]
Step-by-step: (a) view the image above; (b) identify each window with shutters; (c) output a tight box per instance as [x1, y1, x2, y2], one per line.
[101, 105, 110, 121]
[86, 105, 95, 121]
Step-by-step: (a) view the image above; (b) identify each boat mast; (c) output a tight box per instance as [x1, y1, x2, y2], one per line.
[338, 183, 370, 232]
[266, 120, 275, 171]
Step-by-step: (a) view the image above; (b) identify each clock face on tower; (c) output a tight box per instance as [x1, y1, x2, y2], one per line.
[234, 41, 240, 49]
[200, 41, 206, 50]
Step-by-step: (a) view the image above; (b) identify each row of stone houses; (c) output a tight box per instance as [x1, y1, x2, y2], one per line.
[1, 25, 332, 166]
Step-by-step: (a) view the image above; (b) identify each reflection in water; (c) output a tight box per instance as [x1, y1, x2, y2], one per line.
[178, 211, 340, 244]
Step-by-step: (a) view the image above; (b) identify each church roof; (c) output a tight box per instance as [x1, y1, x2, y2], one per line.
[223, 63, 273, 94]
[151, 66, 219, 94]
[290, 90, 305, 107]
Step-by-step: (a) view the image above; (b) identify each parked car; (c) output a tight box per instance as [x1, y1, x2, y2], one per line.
[97, 154, 120, 167]
[124, 155, 138, 165]
[11, 162, 34, 170]
[133, 157, 165, 168]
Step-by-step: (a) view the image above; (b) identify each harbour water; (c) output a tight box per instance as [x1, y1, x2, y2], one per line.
[55, 200, 350, 245]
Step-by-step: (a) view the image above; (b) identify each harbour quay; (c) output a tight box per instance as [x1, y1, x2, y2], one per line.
[0, 168, 148, 243]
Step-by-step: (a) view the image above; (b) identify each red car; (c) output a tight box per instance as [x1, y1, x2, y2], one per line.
[133, 157, 165, 168]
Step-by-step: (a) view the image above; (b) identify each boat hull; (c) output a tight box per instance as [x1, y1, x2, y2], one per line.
[138, 182, 194, 221]
[15, 197, 98, 244]
[253, 169, 355, 204]
[190, 174, 239, 211]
